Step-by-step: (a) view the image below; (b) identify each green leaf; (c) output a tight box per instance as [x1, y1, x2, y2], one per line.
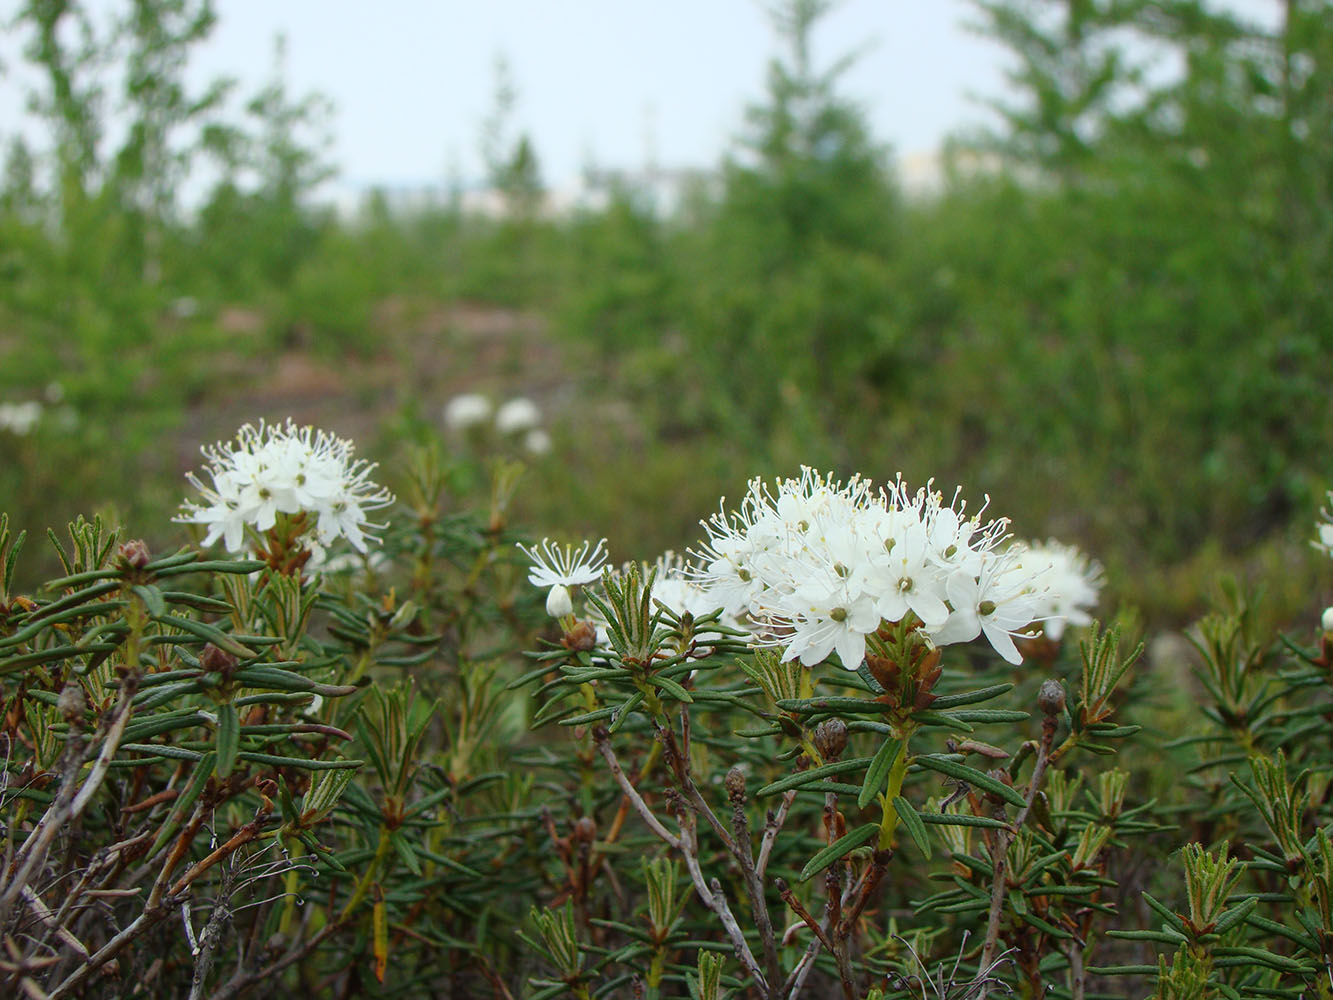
[156, 614, 254, 658]
[608, 691, 645, 734]
[648, 673, 693, 703]
[216, 703, 240, 778]
[1212, 896, 1258, 935]
[131, 584, 166, 618]
[233, 665, 356, 696]
[892, 796, 931, 858]
[390, 831, 422, 876]
[1140, 891, 1188, 936]
[948, 709, 1029, 724]
[148, 752, 216, 858]
[857, 737, 901, 809]
[237, 752, 363, 770]
[916, 812, 1010, 830]
[3, 528, 25, 595]
[1020, 911, 1070, 939]
[915, 754, 1026, 809]
[928, 684, 1014, 709]
[757, 757, 872, 798]
[776, 696, 894, 715]
[908, 710, 975, 733]
[798, 823, 879, 882]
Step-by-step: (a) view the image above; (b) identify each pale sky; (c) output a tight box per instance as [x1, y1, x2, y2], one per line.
[2, 1, 1285, 195]
[191, 0, 1010, 191]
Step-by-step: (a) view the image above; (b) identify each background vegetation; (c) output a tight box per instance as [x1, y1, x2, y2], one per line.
[3, 1, 1333, 996]
[2, 0, 1330, 630]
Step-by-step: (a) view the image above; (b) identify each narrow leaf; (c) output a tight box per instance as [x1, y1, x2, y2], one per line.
[216, 703, 240, 778]
[798, 823, 879, 882]
[857, 737, 902, 809]
[892, 796, 931, 858]
[915, 754, 1026, 809]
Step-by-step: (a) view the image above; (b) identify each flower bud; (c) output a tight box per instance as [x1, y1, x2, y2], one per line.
[725, 765, 747, 804]
[117, 539, 152, 570]
[561, 620, 598, 652]
[57, 682, 87, 724]
[1322, 606, 1333, 634]
[546, 584, 573, 618]
[573, 815, 597, 843]
[1037, 679, 1066, 716]
[813, 718, 848, 761]
[200, 642, 239, 677]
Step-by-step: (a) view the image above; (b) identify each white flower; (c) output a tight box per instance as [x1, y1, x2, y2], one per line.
[1316, 495, 1333, 556]
[644, 551, 737, 627]
[517, 537, 608, 617]
[495, 397, 541, 434]
[768, 571, 881, 668]
[0, 401, 42, 435]
[931, 556, 1043, 665]
[1017, 539, 1103, 640]
[176, 419, 395, 555]
[1322, 606, 1333, 633]
[443, 393, 492, 431]
[523, 428, 552, 455]
[546, 584, 574, 618]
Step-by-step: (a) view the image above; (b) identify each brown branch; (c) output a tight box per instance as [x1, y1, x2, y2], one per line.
[757, 790, 796, 878]
[0, 676, 138, 922]
[591, 728, 680, 849]
[728, 772, 782, 991]
[674, 805, 769, 995]
[774, 878, 833, 952]
[978, 707, 1059, 994]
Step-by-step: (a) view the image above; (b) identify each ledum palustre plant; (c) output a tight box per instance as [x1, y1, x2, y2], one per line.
[5, 429, 1333, 999]
[514, 470, 1148, 998]
[0, 422, 553, 998]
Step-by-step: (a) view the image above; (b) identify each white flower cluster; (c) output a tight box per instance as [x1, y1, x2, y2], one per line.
[443, 393, 550, 455]
[696, 470, 1057, 668]
[518, 470, 1103, 670]
[177, 420, 394, 556]
[1011, 539, 1103, 640]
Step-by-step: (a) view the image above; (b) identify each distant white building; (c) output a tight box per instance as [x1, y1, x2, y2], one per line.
[324, 147, 992, 220]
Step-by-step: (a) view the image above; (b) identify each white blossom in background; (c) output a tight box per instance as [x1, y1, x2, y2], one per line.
[0, 401, 42, 435]
[644, 551, 740, 628]
[523, 428, 552, 456]
[1015, 539, 1104, 640]
[1322, 606, 1333, 633]
[495, 397, 541, 434]
[694, 469, 1067, 668]
[517, 537, 608, 618]
[443, 393, 493, 431]
[1316, 494, 1333, 556]
[176, 419, 395, 555]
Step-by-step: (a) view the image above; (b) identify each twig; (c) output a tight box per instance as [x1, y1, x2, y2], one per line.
[978, 705, 1058, 994]
[188, 897, 233, 1000]
[837, 849, 892, 934]
[674, 808, 769, 994]
[1064, 938, 1086, 1000]
[727, 771, 782, 990]
[591, 728, 681, 849]
[21, 886, 90, 962]
[757, 790, 796, 878]
[206, 923, 340, 1000]
[774, 878, 833, 952]
[0, 677, 138, 922]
